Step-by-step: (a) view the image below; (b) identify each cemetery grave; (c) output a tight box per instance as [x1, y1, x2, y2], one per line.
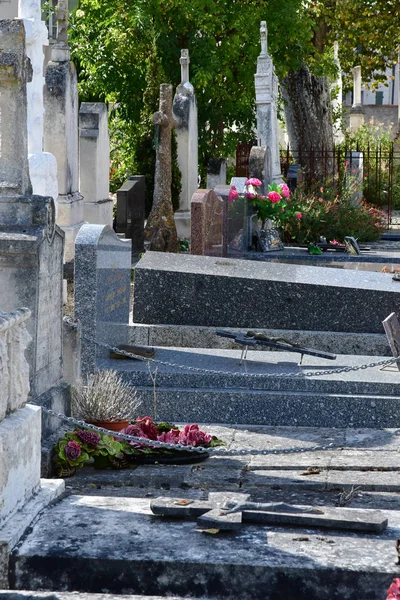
[2, 8, 400, 600]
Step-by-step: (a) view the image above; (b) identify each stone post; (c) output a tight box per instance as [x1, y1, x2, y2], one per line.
[172, 49, 198, 239]
[79, 102, 113, 226]
[0, 20, 32, 197]
[254, 21, 283, 185]
[18, 0, 59, 214]
[0, 20, 68, 435]
[44, 0, 84, 263]
[145, 84, 179, 252]
[332, 41, 344, 143]
[350, 66, 365, 131]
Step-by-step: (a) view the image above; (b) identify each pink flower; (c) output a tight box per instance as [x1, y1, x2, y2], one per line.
[122, 417, 159, 441]
[157, 430, 180, 444]
[320, 187, 324, 192]
[178, 424, 212, 447]
[65, 440, 82, 461]
[246, 192, 257, 200]
[246, 178, 262, 187]
[267, 191, 281, 203]
[295, 212, 302, 219]
[387, 578, 400, 599]
[228, 186, 239, 202]
[280, 183, 290, 198]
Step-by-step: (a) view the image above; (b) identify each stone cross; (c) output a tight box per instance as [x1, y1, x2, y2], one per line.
[0, 20, 33, 197]
[56, 0, 68, 43]
[144, 84, 179, 252]
[352, 65, 362, 106]
[260, 21, 268, 56]
[180, 49, 190, 84]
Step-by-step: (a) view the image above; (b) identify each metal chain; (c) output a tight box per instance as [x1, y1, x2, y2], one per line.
[83, 334, 400, 380]
[38, 405, 400, 456]
[44, 334, 399, 457]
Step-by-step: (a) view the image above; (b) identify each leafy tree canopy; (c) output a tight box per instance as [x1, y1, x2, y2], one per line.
[69, 0, 400, 176]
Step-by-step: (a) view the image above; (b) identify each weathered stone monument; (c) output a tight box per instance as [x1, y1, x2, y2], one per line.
[0, 19, 66, 432]
[0, 306, 64, 589]
[18, 0, 59, 212]
[350, 66, 365, 131]
[44, 0, 84, 262]
[79, 102, 113, 227]
[145, 84, 179, 252]
[254, 21, 283, 186]
[75, 224, 132, 374]
[172, 49, 198, 239]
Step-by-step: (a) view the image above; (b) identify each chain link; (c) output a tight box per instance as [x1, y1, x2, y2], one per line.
[44, 334, 399, 457]
[83, 334, 400, 380]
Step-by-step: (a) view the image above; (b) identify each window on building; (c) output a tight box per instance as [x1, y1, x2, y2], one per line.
[376, 91, 384, 105]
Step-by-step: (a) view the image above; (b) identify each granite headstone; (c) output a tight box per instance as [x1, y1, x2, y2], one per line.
[133, 252, 400, 333]
[116, 175, 145, 262]
[74, 224, 132, 374]
[190, 189, 223, 256]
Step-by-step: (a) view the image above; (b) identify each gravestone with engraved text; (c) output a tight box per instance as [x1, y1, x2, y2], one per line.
[75, 224, 132, 374]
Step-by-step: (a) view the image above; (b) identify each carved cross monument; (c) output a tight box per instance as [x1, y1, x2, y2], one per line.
[180, 48, 190, 86]
[0, 20, 33, 197]
[254, 20, 283, 185]
[145, 84, 180, 252]
[56, 0, 68, 43]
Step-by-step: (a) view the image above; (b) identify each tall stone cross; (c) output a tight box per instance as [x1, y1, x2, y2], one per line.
[180, 49, 190, 84]
[145, 84, 179, 252]
[260, 21, 268, 56]
[56, 0, 68, 43]
[0, 20, 33, 197]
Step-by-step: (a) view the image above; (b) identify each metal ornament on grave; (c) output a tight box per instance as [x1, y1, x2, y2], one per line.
[144, 84, 180, 253]
[382, 312, 400, 371]
[150, 495, 388, 533]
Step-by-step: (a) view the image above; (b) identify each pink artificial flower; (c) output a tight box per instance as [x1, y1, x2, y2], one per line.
[65, 440, 82, 461]
[280, 183, 290, 198]
[387, 578, 400, 599]
[267, 191, 281, 203]
[157, 430, 180, 444]
[122, 417, 159, 441]
[228, 186, 239, 202]
[330, 239, 340, 245]
[246, 192, 257, 200]
[178, 424, 212, 447]
[295, 212, 303, 219]
[247, 178, 262, 187]
[320, 186, 324, 192]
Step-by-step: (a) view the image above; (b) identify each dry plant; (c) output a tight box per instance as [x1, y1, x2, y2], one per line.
[72, 370, 141, 421]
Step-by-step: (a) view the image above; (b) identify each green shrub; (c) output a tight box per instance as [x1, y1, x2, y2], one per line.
[283, 183, 386, 244]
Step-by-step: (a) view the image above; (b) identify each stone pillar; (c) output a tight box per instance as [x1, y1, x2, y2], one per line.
[254, 21, 283, 185]
[173, 49, 198, 239]
[18, 0, 59, 213]
[79, 102, 113, 226]
[350, 66, 365, 131]
[332, 41, 344, 143]
[0, 20, 32, 197]
[43, 0, 84, 263]
[0, 19, 67, 435]
[0, 22, 64, 589]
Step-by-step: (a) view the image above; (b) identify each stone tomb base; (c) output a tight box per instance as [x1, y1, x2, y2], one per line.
[133, 252, 400, 333]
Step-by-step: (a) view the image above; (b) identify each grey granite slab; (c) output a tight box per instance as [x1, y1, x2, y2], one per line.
[133, 252, 400, 332]
[10, 494, 400, 599]
[75, 224, 132, 374]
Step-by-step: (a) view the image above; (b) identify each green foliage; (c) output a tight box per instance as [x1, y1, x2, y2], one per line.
[340, 124, 400, 209]
[283, 183, 386, 244]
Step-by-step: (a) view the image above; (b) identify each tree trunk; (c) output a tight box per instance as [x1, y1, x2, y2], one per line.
[281, 66, 334, 179]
